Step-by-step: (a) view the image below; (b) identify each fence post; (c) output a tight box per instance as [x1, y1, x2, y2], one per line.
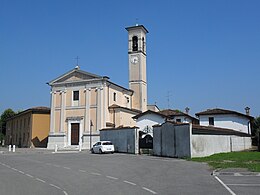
[55, 144, 58, 153]
[8, 145, 11, 152]
[12, 145, 15, 153]
[230, 136, 232, 152]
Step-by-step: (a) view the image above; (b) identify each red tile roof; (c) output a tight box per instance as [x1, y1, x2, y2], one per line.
[195, 108, 253, 120]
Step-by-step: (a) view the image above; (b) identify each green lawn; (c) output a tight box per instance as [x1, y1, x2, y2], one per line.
[191, 152, 260, 172]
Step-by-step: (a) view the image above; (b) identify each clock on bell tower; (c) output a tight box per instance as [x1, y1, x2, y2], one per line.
[126, 25, 148, 112]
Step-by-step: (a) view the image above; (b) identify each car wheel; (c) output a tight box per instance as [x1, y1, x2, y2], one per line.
[90, 148, 94, 154]
[99, 149, 103, 154]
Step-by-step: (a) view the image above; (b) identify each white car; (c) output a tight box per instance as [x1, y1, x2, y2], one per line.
[91, 141, 115, 154]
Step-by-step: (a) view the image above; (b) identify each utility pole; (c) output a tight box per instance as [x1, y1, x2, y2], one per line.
[166, 91, 172, 109]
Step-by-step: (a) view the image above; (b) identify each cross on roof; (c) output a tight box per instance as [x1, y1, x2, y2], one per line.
[75, 56, 80, 66]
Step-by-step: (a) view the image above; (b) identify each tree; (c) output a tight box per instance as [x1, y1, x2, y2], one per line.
[252, 116, 260, 135]
[0, 108, 16, 136]
[252, 116, 260, 151]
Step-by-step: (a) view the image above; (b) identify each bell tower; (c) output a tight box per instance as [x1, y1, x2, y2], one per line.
[126, 25, 148, 112]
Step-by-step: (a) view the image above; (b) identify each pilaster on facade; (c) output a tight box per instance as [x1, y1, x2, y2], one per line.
[96, 87, 103, 131]
[60, 90, 66, 133]
[50, 91, 56, 133]
[84, 88, 91, 133]
[103, 85, 107, 129]
[100, 87, 106, 129]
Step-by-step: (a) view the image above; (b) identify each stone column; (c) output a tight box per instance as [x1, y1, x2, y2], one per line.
[60, 90, 66, 132]
[96, 88, 102, 131]
[50, 91, 56, 133]
[102, 85, 105, 128]
[84, 88, 91, 132]
[100, 87, 105, 129]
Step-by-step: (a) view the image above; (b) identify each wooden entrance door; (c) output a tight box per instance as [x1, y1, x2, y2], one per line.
[71, 123, 79, 145]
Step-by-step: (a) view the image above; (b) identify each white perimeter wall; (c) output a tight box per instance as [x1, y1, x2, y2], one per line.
[191, 134, 252, 157]
[199, 114, 250, 134]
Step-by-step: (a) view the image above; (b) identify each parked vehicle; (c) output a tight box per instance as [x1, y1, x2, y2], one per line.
[91, 141, 115, 154]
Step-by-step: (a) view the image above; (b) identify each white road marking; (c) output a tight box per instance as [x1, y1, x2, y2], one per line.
[227, 183, 260, 187]
[79, 169, 86, 173]
[215, 176, 236, 195]
[142, 187, 157, 194]
[63, 191, 69, 195]
[36, 178, 46, 183]
[49, 183, 61, 190]
[106, 175, 118, 180]
[26, 174, 34, 178]
[63, 167, 71, 170]
[123, 180, 136, 186]
[3, 163, 68, 195]
[46, 163, 52, 166]
[91, 172, 101, 176]
[53, 164, 60, 167]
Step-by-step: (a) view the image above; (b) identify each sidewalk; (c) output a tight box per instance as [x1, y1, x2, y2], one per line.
[0, 146, 53, 154]
[0, 146, 89, 154]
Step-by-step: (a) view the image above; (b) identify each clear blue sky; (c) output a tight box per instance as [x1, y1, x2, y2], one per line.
[1, 0, 260, 117]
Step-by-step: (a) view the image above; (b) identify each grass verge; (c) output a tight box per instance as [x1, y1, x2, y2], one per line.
[190, 152, 260, 172]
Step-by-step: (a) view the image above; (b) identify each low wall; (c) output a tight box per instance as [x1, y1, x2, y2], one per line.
[47, 133, 66, 149]
[191, 135, 252, 157]
[100, 127, 139, 154]
[153, 123, 191, 158]
[153, 122, 252, 158]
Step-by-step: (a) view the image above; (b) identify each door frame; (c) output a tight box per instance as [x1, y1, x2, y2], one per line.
[67, 119, 83, 146]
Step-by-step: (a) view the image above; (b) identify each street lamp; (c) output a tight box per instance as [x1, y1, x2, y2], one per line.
[90, 120, 93, 149]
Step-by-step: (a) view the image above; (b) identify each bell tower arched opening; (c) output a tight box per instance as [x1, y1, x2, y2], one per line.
[132, 36, 138, 51]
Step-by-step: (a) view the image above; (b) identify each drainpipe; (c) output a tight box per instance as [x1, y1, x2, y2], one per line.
[107, 83, 110, 107]
[113, 108, 116, 127]
[247, 121, 250, 135]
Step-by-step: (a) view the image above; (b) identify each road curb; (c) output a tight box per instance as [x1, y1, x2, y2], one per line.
[212, 169, 260, 176]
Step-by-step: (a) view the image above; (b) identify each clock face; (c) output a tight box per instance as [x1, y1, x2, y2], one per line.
[131, 56, 139, 64]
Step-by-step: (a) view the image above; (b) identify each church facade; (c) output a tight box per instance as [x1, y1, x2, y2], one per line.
[47, 25, 149, 149]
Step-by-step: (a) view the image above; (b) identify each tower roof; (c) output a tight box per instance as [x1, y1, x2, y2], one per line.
[125, 25, 149, 33]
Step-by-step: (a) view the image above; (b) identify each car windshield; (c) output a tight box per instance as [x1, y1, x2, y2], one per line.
[102, 142, 113, 145]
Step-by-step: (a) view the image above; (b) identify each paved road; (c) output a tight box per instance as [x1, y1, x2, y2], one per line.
[214, 169, 260, 195]
[0, 149, 257, 195]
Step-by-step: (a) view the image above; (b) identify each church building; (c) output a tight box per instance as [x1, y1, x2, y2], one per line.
[47, 25, 149, 149]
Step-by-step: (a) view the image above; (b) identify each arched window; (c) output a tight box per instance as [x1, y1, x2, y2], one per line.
[142, 37, 145, 52]
[132, 36, 138, 51]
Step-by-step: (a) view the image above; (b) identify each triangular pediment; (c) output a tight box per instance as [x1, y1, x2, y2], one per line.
[49, 68, 103, 85]
[56, 71, 98, 83]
